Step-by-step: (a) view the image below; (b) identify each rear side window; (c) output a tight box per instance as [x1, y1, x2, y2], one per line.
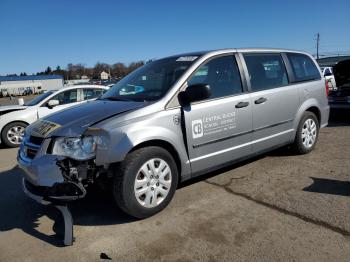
[83, 88, 105, 100]
[187, 55, 243, 99]
[287, 53, 321, 82]
[243, 53, 288, 92]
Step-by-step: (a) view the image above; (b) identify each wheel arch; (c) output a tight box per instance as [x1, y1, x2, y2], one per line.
[294, 99, 322, 130]
[129, 139, 183, 182]
[0, 120, 30, 145]
[305, 106, 321, 124]
[1, 120, 30, 135]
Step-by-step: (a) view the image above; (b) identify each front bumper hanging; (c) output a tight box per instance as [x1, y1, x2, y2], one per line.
[22, 178, 74, 246]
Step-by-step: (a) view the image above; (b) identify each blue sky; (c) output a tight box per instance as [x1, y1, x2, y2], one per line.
[0, 0, 349, 75]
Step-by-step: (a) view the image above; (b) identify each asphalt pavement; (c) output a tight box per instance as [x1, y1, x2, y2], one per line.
[0, 112, 349, 262]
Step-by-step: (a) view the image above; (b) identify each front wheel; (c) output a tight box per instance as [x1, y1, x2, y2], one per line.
[1, 122, 27, 148]
[292, 112, 319, 154]
[113, 146, 178, 219]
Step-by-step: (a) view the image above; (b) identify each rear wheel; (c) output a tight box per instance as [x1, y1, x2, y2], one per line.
[1, 122, 27, 148]
[113, 146, 178, 219]
[292, 112, 319, 154]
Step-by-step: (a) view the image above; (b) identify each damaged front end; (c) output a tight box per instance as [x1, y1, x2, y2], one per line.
[18, 132, 107, 204]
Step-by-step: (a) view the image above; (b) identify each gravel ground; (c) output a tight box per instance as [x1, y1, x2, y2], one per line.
[0, 112, 349, 262]
[0, 95, 37, 106]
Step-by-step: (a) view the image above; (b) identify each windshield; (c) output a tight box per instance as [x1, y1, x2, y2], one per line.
[24, 91, 54, 106]
[101, 56, 199, 102]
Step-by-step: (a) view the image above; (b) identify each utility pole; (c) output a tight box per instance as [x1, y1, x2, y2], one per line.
[316, 33, 320, 59]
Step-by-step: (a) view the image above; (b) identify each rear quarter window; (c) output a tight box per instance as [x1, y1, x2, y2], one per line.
[243, 53, 289, 92]
[287, 53, 321, 82]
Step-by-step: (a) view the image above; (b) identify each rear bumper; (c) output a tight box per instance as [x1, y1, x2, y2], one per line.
[321, 104, 330, 128]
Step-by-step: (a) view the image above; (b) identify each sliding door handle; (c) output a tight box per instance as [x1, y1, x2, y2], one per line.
[254, 97, 267, 104]
[235, 101, 249, 108]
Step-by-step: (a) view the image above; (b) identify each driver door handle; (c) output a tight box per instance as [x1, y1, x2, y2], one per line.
[254, 97, 267, 104]
[235, 101, 250, 108]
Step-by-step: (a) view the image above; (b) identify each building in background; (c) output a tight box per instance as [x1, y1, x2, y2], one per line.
[317, 56, 350, 68]
[0, 74, 63, 96]
[100, 71, 109, 80]
[65, 78, 90, 86]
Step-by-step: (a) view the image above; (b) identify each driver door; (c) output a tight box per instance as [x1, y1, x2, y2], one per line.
[183, 55, 253, 175]
[37, 88, 82, 118]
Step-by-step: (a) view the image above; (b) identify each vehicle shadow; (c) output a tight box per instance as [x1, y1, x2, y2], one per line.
[1, 109, 349, 246]
[179, 154, 265, 189]
[303, 177, 350, 197]
[0, 166, 136, 247]
[328, 109, 350, 127]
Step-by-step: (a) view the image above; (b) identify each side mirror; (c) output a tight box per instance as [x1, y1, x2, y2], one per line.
[47, 99, 59, 108]
[324, 72, 333, 77]
[178, 84, 211, 106]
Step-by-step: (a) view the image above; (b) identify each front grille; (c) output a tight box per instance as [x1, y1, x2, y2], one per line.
[24, 135, 44, 160]
[26, 148, 38, 159]
[29, 136, 44, 145]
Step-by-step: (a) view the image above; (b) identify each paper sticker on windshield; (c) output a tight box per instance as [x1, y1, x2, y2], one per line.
[31, 120, 61, 138]
[176, 56, 198, 62]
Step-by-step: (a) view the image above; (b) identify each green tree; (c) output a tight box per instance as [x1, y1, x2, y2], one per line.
[45, 66, 52, 74]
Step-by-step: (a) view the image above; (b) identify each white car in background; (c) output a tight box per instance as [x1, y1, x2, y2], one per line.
[321, 67, 337, 91]
[0, 85, 108, 147]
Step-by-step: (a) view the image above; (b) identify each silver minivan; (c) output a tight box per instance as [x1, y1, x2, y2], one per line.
[18, 48, 329, 219]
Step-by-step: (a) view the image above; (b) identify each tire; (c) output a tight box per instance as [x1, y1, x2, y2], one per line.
[113, 146, 178, 219]
[1, 122, 27, 148]
[292, 111, 319, 155]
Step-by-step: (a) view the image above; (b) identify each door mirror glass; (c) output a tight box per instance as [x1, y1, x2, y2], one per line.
[47, 99, 59, 108]
[324, 71, 333, 77]
[178, 84, 211, 105]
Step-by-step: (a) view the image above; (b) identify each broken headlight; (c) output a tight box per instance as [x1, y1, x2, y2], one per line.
[52, 136, 100, 160]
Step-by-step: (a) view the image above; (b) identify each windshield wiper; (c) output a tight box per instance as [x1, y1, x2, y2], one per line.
[101, 97, 132, 102]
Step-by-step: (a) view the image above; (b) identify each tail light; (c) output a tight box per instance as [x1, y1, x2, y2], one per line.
[325, 80, 329, 97]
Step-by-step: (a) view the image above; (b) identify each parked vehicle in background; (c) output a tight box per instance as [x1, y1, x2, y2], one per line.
[18, 48, 329, 219]
[321, 66, 337, 91]
[328, 59, 350, 109]
[22, 87, 34, 96]
[0, 89, 8, 98]
[321, 67, 337, 91]
[0, 85, 108, 147]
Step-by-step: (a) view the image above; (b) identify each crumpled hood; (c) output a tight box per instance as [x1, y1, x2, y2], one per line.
[0, 104, 27, 112]
[28, 99, 145, 137]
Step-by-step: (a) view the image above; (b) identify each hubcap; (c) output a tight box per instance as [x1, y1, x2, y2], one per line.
[7, 126, 25, 145]
[301, 118, 317, 149]
[134, 158, 172, 208]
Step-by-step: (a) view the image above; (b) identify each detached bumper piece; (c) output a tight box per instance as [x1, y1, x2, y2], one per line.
[22, 178, 84, 246]
[23, 178, 86, 203]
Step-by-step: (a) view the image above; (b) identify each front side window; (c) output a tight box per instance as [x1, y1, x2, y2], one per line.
[51, 89, 78, 105]
[187, 55, 243, 99]
[287, 53, 321, 82]
[25, 91, 54, 106]
[101, 56, 200, 102]
[244, 53, 288, 92]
